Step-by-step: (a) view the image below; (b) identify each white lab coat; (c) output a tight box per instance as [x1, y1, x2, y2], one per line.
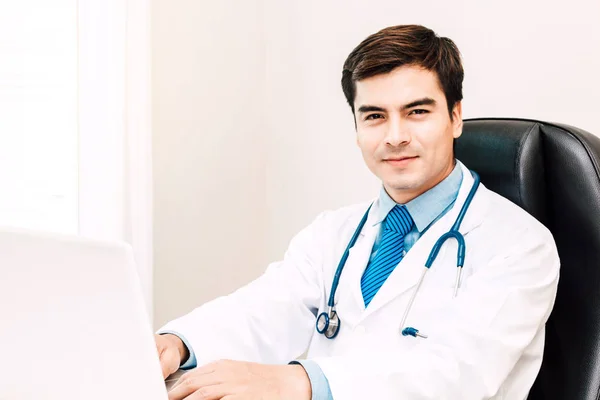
[161, 162, 560, 400]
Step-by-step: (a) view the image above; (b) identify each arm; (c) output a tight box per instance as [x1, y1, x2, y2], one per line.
[291, 360, 334, 400]
[158, 212, 329, 366]
[309, 226, 560, 399]
[156, 334, 335, 399]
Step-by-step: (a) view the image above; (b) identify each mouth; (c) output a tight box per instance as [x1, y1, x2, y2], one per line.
[383, 156, 418, 166]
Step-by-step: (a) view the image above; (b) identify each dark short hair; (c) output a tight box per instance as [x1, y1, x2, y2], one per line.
[341, 25, 464, 118]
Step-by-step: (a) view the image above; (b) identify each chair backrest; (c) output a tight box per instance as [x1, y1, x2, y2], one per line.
[456, 118, 600, 400]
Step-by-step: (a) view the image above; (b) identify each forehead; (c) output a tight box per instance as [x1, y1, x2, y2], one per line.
[354, 65, 446, 108]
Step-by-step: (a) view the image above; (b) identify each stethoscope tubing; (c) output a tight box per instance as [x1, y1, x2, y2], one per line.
[318, 170, 481, 340]
[327, 204, 372, 308]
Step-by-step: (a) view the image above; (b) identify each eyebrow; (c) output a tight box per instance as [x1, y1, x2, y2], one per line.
[357, 97, 437, 114]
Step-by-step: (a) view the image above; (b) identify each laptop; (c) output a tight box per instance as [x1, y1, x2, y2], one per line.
[0, 227, 170, 400]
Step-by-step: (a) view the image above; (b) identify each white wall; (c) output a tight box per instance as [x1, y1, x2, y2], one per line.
[153, 0, 600, 327]
[152, 0, 268, 328]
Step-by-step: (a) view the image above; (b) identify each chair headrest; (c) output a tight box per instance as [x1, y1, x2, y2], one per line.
[456, 119, 548, 224]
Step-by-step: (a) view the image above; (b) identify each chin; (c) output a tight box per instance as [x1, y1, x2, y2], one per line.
[380, 169, 420, 188]
[385, 178, 423, 192]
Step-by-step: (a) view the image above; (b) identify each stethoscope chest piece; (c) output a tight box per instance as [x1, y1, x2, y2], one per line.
[316, 308, 340, 339]
[314, 169, 480, 341]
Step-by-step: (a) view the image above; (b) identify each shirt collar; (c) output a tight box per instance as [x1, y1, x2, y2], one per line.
[373, 162, 464, 232]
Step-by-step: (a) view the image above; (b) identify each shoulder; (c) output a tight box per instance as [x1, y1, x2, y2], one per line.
[466, 185, 560, 292]
[290, 200, 374, 245]
[473, 185, 557, 252]
[284, 200, 374, 255]
[313, 201, 375, 231]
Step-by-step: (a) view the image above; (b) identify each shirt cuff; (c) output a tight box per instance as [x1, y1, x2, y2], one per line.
[157, 330, 198, 369]
[289, 360, 333, 400]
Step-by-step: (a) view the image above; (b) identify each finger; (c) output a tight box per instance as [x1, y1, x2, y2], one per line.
[154, 335, 173, 379]
[161, 361, 172, 381]
[169, 360, 222, 389]
[169, 368, 220, 392]
[190, 360, 222, 376]
[168, 378, 224, 400]
[167, 373, 196, 400]
[160, 348, 181, 379]
[181, 384, 230, 400]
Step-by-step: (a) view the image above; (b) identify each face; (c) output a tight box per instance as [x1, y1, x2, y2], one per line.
[354, 65, 463, 204]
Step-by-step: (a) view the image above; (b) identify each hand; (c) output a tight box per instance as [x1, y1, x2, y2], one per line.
[167, 359, 312, 400]
[155, 334, 189, 379]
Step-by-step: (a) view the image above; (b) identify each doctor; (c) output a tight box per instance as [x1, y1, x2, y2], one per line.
[156, 24, 559, 400]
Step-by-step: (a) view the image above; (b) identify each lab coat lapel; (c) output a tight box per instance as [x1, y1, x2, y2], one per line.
[358, 162, 487, 320]
[338, 207, 380, 317]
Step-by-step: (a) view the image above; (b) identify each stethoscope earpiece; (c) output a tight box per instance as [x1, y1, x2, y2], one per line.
[402, 327, 428, 339]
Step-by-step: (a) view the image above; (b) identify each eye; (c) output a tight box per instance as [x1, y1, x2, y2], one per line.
[409, 109, 429, 116]
[365, 113, 384, 121]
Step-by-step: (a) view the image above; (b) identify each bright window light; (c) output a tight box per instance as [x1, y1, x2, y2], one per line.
[0, 1, 78, 234]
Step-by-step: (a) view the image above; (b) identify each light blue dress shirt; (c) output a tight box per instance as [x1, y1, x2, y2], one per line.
[160, 163, 463, 400]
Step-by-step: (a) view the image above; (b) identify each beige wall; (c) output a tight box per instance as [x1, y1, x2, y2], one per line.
[153, 0, 600, 328]
[152, 0, 268, 328]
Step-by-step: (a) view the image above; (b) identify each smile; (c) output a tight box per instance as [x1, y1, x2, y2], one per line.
[383, 156, 418, 166]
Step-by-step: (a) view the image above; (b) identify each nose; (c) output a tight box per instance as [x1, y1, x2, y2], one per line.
[385, 115, 411, 147]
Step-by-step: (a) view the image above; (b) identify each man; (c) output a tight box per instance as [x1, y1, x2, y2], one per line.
[156, 24, 559, 399]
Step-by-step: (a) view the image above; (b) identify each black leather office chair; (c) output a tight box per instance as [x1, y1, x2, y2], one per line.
[456, 118, 600, 400]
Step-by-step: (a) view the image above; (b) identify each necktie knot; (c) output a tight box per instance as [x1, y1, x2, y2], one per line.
[385, 205, 413, 236]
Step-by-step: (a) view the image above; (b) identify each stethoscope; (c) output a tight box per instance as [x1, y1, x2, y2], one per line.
[316, 170, 480, 340]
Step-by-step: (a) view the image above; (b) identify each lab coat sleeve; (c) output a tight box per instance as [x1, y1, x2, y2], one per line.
[158, 211, 329, 366]
[310, 225, 560, 400]
[290, 360, 334, 400]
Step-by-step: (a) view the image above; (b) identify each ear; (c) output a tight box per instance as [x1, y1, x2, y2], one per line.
[451, 101, 463, 139]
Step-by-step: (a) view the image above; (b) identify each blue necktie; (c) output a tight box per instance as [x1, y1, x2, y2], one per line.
[361, 205, 414, 307]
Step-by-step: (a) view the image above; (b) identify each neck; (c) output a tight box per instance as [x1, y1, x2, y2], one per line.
[386, 160, 456, 204]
